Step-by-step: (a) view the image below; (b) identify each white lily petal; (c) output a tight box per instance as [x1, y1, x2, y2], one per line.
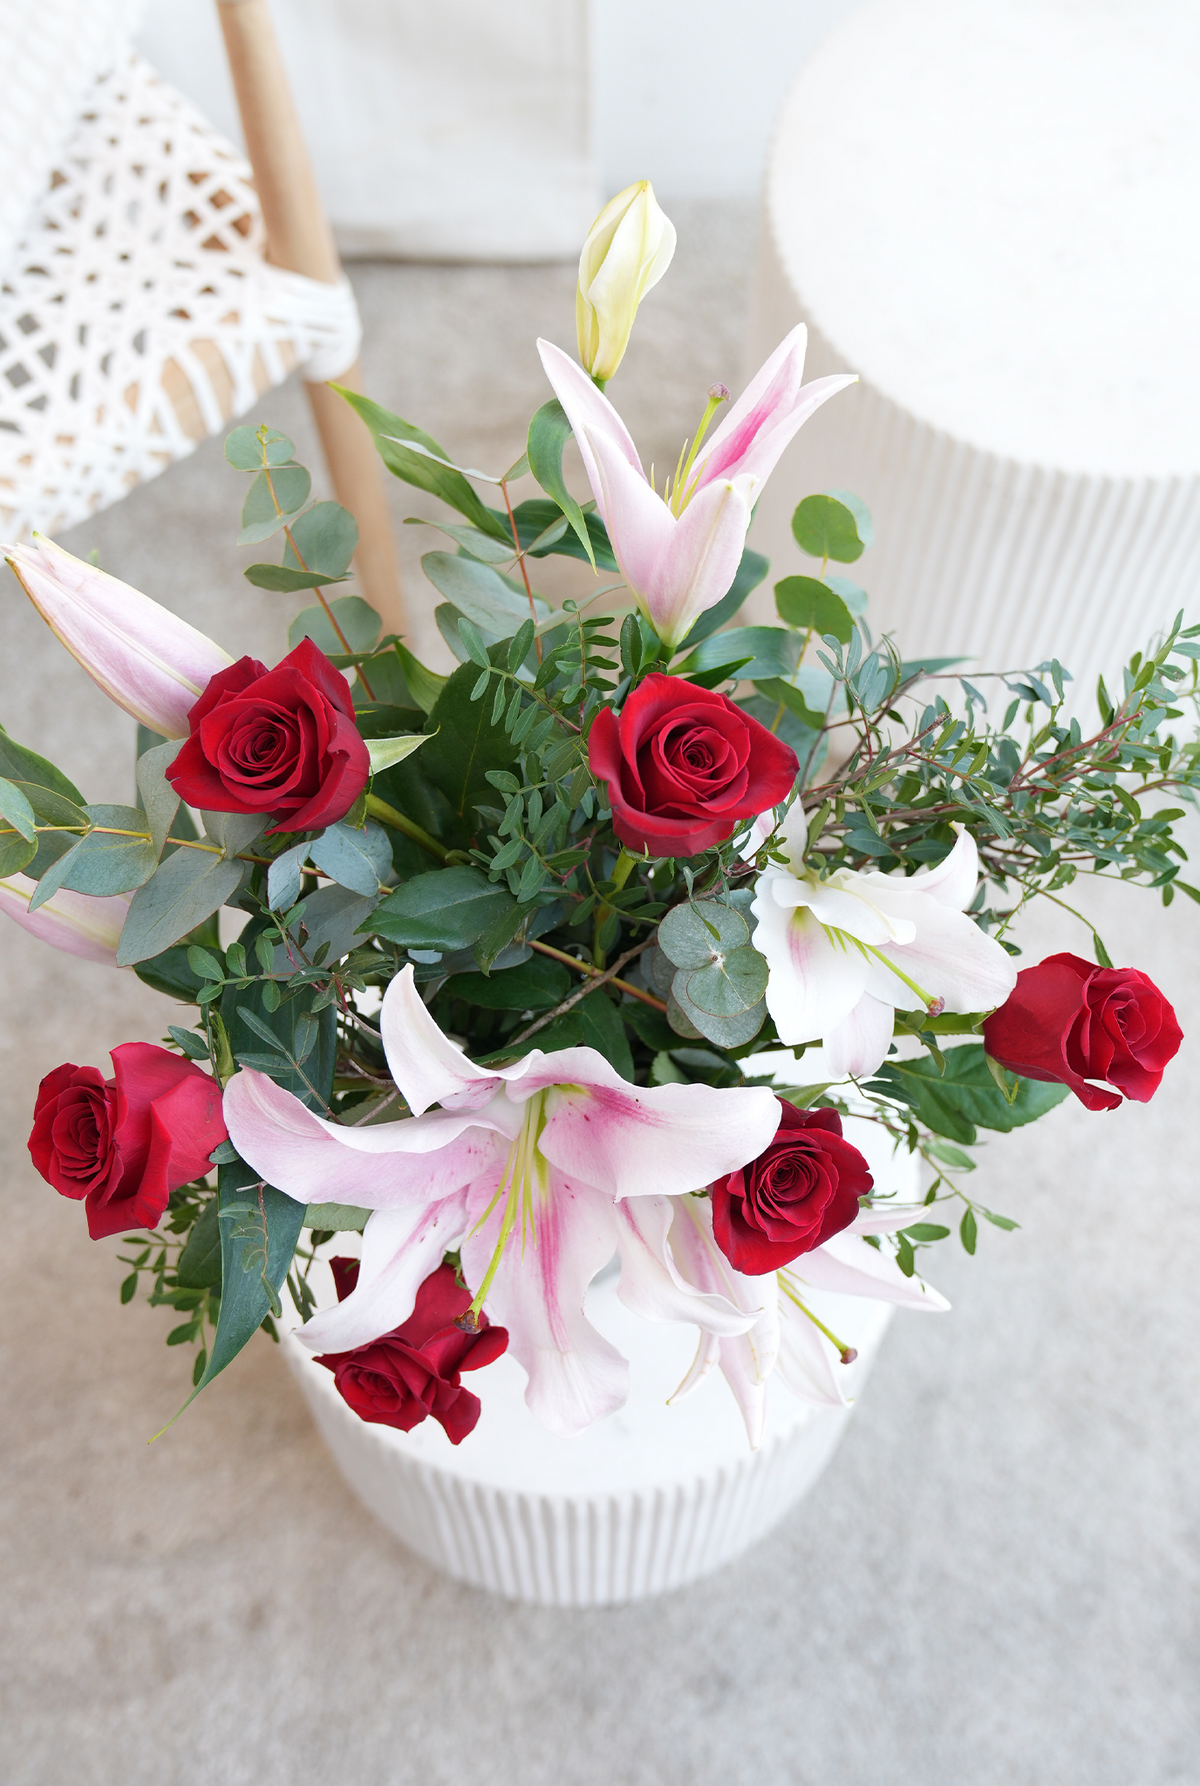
[850, 1202, 933, 1235]
[794, 1231, 951, 1311]
[775, 1294, 846, 1406]
[297, 1196, 473, 1354]
[753, 879, 870, 1045]
[380, 965, 504, 1112]
[462, 1172, 628, 1437]
[224, 1067, 508, 1209]
[536, 339, 644, 524]
[668, 1327, 721, 1403]
[902, 825, 977, 911]
[863, 905, 1017, 1014]
[824, 992, 895, 1077]
[615, 1196, 759, 1336]
[640, 474, 753, 646]
[805, 880, 915, 946]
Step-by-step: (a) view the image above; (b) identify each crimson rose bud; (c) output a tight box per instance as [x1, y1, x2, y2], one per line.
[316, 1262, 508, 1445]
[982, 952, 1182, 1111]
[28, 1042, 227, 1239]
[711, 1101, 873, 1275]
[588, 672, 798, 857]
[166, 636, 370, 834]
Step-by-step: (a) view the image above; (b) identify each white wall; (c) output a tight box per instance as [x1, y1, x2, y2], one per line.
[591, 0, 862, 198]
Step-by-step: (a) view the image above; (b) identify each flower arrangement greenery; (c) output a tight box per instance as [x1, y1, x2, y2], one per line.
[2, 183, 1189, 1448]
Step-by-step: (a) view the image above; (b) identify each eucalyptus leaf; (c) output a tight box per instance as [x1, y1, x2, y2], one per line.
[658, 899, 750, 967]
[304, 1203, 371, 1233]
[224, 425, 294, 470]
[0, 777, 36, 844]
[421, 551, 547, 632]
[238, 465, 312, 544]
[674, 626, 799, 684]
[675, 944, 768, 1017]
[244, 564, 351, 594]
[774, 576, 854, 643]
[28, 803, 156, 909]
[16, 782, 90, 879]
[266, 840, 310, 912]
[201, 811, 267, 859]
[526, 398, 596, 567]
[287, 595, 381, 656]
[0, 832, 36, 875]
[116, 848, 244, 965]
[309, 820, 391, 897]
[135, 739, 182, 858]
[0, 727, 83, 804]
[670, 979, 767, 1048]
[405, 517, 516, 564]
[283, 500, 359, 578]
[791, 493, 868, 563]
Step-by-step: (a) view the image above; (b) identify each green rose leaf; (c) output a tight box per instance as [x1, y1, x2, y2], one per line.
[866, 1043, 1070, 1145]
[366, 865, 517, 952]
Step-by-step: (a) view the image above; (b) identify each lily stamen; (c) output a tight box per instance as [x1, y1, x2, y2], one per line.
[778, 1271, 858, 1363]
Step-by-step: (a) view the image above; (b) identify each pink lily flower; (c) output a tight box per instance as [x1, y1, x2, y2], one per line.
[0, 873, 130, 965]
[224, 965, 781, 1437]
[5, 535, 233, 738]
[538, 327, 856, 647]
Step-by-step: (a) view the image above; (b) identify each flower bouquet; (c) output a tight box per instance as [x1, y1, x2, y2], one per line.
[3, 187, 1190, 1583]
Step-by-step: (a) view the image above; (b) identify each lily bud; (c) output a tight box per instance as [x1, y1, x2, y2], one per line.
[0, 874, 129, 965]
[576, 181, 676, 382]
[5, 535, 233, 739]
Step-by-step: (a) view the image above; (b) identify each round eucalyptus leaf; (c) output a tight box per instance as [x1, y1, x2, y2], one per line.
[676, 944, 769, 1017]
[665, 991, 705, 1040]
[670, 978, 768, 1048]
[791, 494, 867, 564]
[657, 899, 749, 968]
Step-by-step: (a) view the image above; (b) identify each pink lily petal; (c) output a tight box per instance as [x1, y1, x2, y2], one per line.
[793, 1231, 950, 1311]
[615, 1195, 760, 1336]
[223, 1067, 509, 1208]
[380, 965, 506, 1112]
[0, 874, 130, 964]
[696, 325, 858, 495]
[5, 535, 233, 738]
[461, 1170, 628, 1436]
[298, 1193, 477, 1354]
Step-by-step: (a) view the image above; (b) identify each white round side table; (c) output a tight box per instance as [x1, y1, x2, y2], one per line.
[746, 0, 1200, 707]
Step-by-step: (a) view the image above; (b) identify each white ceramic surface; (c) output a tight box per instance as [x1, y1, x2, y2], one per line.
[281, 1116, 917, 1606]
[745, 0, 1200, 709]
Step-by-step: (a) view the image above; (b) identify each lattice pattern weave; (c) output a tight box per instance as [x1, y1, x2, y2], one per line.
[0, 51, 361, 541]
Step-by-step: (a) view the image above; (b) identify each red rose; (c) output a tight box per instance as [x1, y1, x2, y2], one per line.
[982, 952, 1182, 1112]
[711, 1101, 873, 1275]
[28, 1042, 227, 1240]
[166, 636, 370, 834]
[315, 1260, 508, 1445]
[588, 672, 798, 857]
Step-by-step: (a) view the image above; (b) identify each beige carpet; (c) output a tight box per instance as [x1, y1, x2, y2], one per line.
[2, 204, 1197, 1786]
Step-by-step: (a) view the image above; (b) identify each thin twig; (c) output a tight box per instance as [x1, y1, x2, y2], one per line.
[526, 937, 666, 1011]
[511, 938, 658, 1045]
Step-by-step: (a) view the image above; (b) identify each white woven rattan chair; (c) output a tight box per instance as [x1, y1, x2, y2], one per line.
[0, 0, 405, 630]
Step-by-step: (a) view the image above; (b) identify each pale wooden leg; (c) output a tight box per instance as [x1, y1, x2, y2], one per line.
[216, 0, 407, 637]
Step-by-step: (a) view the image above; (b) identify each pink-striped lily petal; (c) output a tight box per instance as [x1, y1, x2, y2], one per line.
[5, 536, 233, 738]
[0, 874, 130, 964]
[380, 965, 505, 1113]
[224, 1066, 510, 1208]
[615, 1195, 761, 1335]
[300, 1194, 478, 1355]
[793, 1231, 951, 1311]
[695, 326, 857, 496]
[461, 1171, 628, 1436]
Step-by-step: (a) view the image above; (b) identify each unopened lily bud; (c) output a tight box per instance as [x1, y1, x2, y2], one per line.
[0, 874, 130, 965]
[576, 181, 677, 382]
[5, 535, 233, 739]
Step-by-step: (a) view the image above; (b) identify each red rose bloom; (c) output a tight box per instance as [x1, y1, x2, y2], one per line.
[28, 1042, 227, 1240]
[166, 636, 370, 834]
[982, 952, 1182, 1112]
[711, 1101, 873, 1275]
[588, 672, 798, 857]
[315, 1260, 508, 1445]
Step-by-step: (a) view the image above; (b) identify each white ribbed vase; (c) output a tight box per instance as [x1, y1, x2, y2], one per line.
[745, 0, 1200, 711]
[282, 1283, 893, 1607]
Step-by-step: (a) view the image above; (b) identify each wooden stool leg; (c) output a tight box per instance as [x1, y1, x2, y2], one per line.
[215, 0, 407, 638]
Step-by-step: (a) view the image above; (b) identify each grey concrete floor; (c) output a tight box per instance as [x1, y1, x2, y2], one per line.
[1, 203, 1198, 1785]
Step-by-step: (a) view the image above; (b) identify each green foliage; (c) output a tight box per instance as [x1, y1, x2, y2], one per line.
[774, 575, 854, 643]
[867, 1045, 1070, 1146]
[335, 387, 509, 540]
[527, 398, 597, 566]
[791, 493, 870, 562]
[368, 866, 517, 952]
[420, 658, 522, 838]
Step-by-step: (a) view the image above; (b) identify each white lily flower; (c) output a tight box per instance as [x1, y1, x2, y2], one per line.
[751, 809, 1017, 1077]
[666, 1189, 949, 1446]
[224, 965, 780, 1438]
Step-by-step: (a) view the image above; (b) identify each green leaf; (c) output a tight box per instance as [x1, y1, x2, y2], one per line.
[365, 731, 432, 775]
[304, 1202, 371, 1233]
[14, 781, 89, 879]
[899, 1223, 951, 1242]
[960, 1207, 978, 1254]
[334, 387, 509, 539]
[444, 954, 571, 1011]
[367, 865, 517, 952]
[866, 1044, 1071, 1146]
[674, 626, 800, 684]
[925, 1139, 976, 1171]
[29, 803, 157, 910]
[751, 677, 827, 731]
[116, 848, 244, 965]
[135, 740, 182, 858]
[0, 727, 83, 805]
[283, 500, 359, 578]
[390, 642, 446, 716]
[189, 1161, 305, 1400]
[132, 944, 206, 1003]
[288, 595, 381, 657]
[0, 830, 36, 876]
[222, 973, 337, 1112]
[243, 564, 351, 594]
[422, 551, 547, 635]
[224, 425, 294, 470]
[526, 398, 596, 567]
[500, 499, 617, 571]
[238, 465, 312, 544]
[774, 576, 854, 643]
[677, 549, 769, 650]
[176, 1197, 222, 1289]
[791, 493, 868, 564]
[420, 658, 522, 837]
[201, 811, 266, 859]
[825, 489, 874, 549]
[675, 944, 769, 1018]
[308, 820, 391, 897]
[658, 899, 750, 967]
[405, 517, 516, 564]
[0, 777, 36, 843]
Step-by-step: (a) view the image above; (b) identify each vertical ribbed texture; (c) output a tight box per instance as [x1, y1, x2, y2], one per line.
[746, 222, 1200, 713]
[286, 1337, 856, 1607]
